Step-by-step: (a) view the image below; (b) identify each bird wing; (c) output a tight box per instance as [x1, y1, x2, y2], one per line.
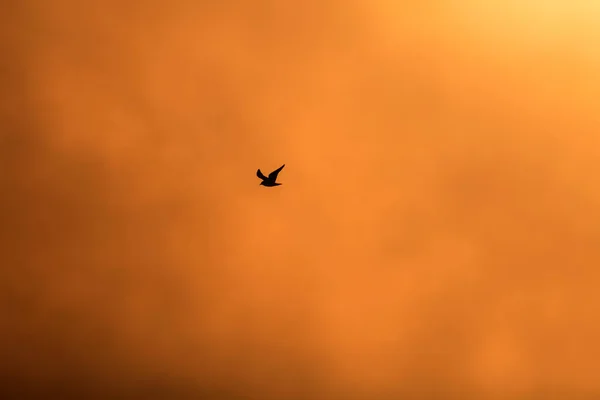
[268, 164, 285, 180]
[257, 169, 267, 180]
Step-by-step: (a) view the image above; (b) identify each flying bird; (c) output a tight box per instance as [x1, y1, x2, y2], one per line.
[257, 164, 285, 187]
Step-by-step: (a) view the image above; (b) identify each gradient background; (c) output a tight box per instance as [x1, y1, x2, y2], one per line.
[2, 1, 600, 399]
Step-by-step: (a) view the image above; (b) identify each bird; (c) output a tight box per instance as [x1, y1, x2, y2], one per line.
[257, 164, 285, 187]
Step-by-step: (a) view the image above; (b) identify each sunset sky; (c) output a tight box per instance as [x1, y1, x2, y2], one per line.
[2, 1, 600, 399]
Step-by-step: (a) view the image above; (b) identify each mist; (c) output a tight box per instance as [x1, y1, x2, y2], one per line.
[2, 1, 600, 399]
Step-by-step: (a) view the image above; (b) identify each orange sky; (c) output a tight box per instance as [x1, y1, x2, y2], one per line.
[2, 1, 600, 399]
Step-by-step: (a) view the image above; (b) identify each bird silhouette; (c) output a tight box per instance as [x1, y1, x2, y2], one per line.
[257, 164, 285, 187]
